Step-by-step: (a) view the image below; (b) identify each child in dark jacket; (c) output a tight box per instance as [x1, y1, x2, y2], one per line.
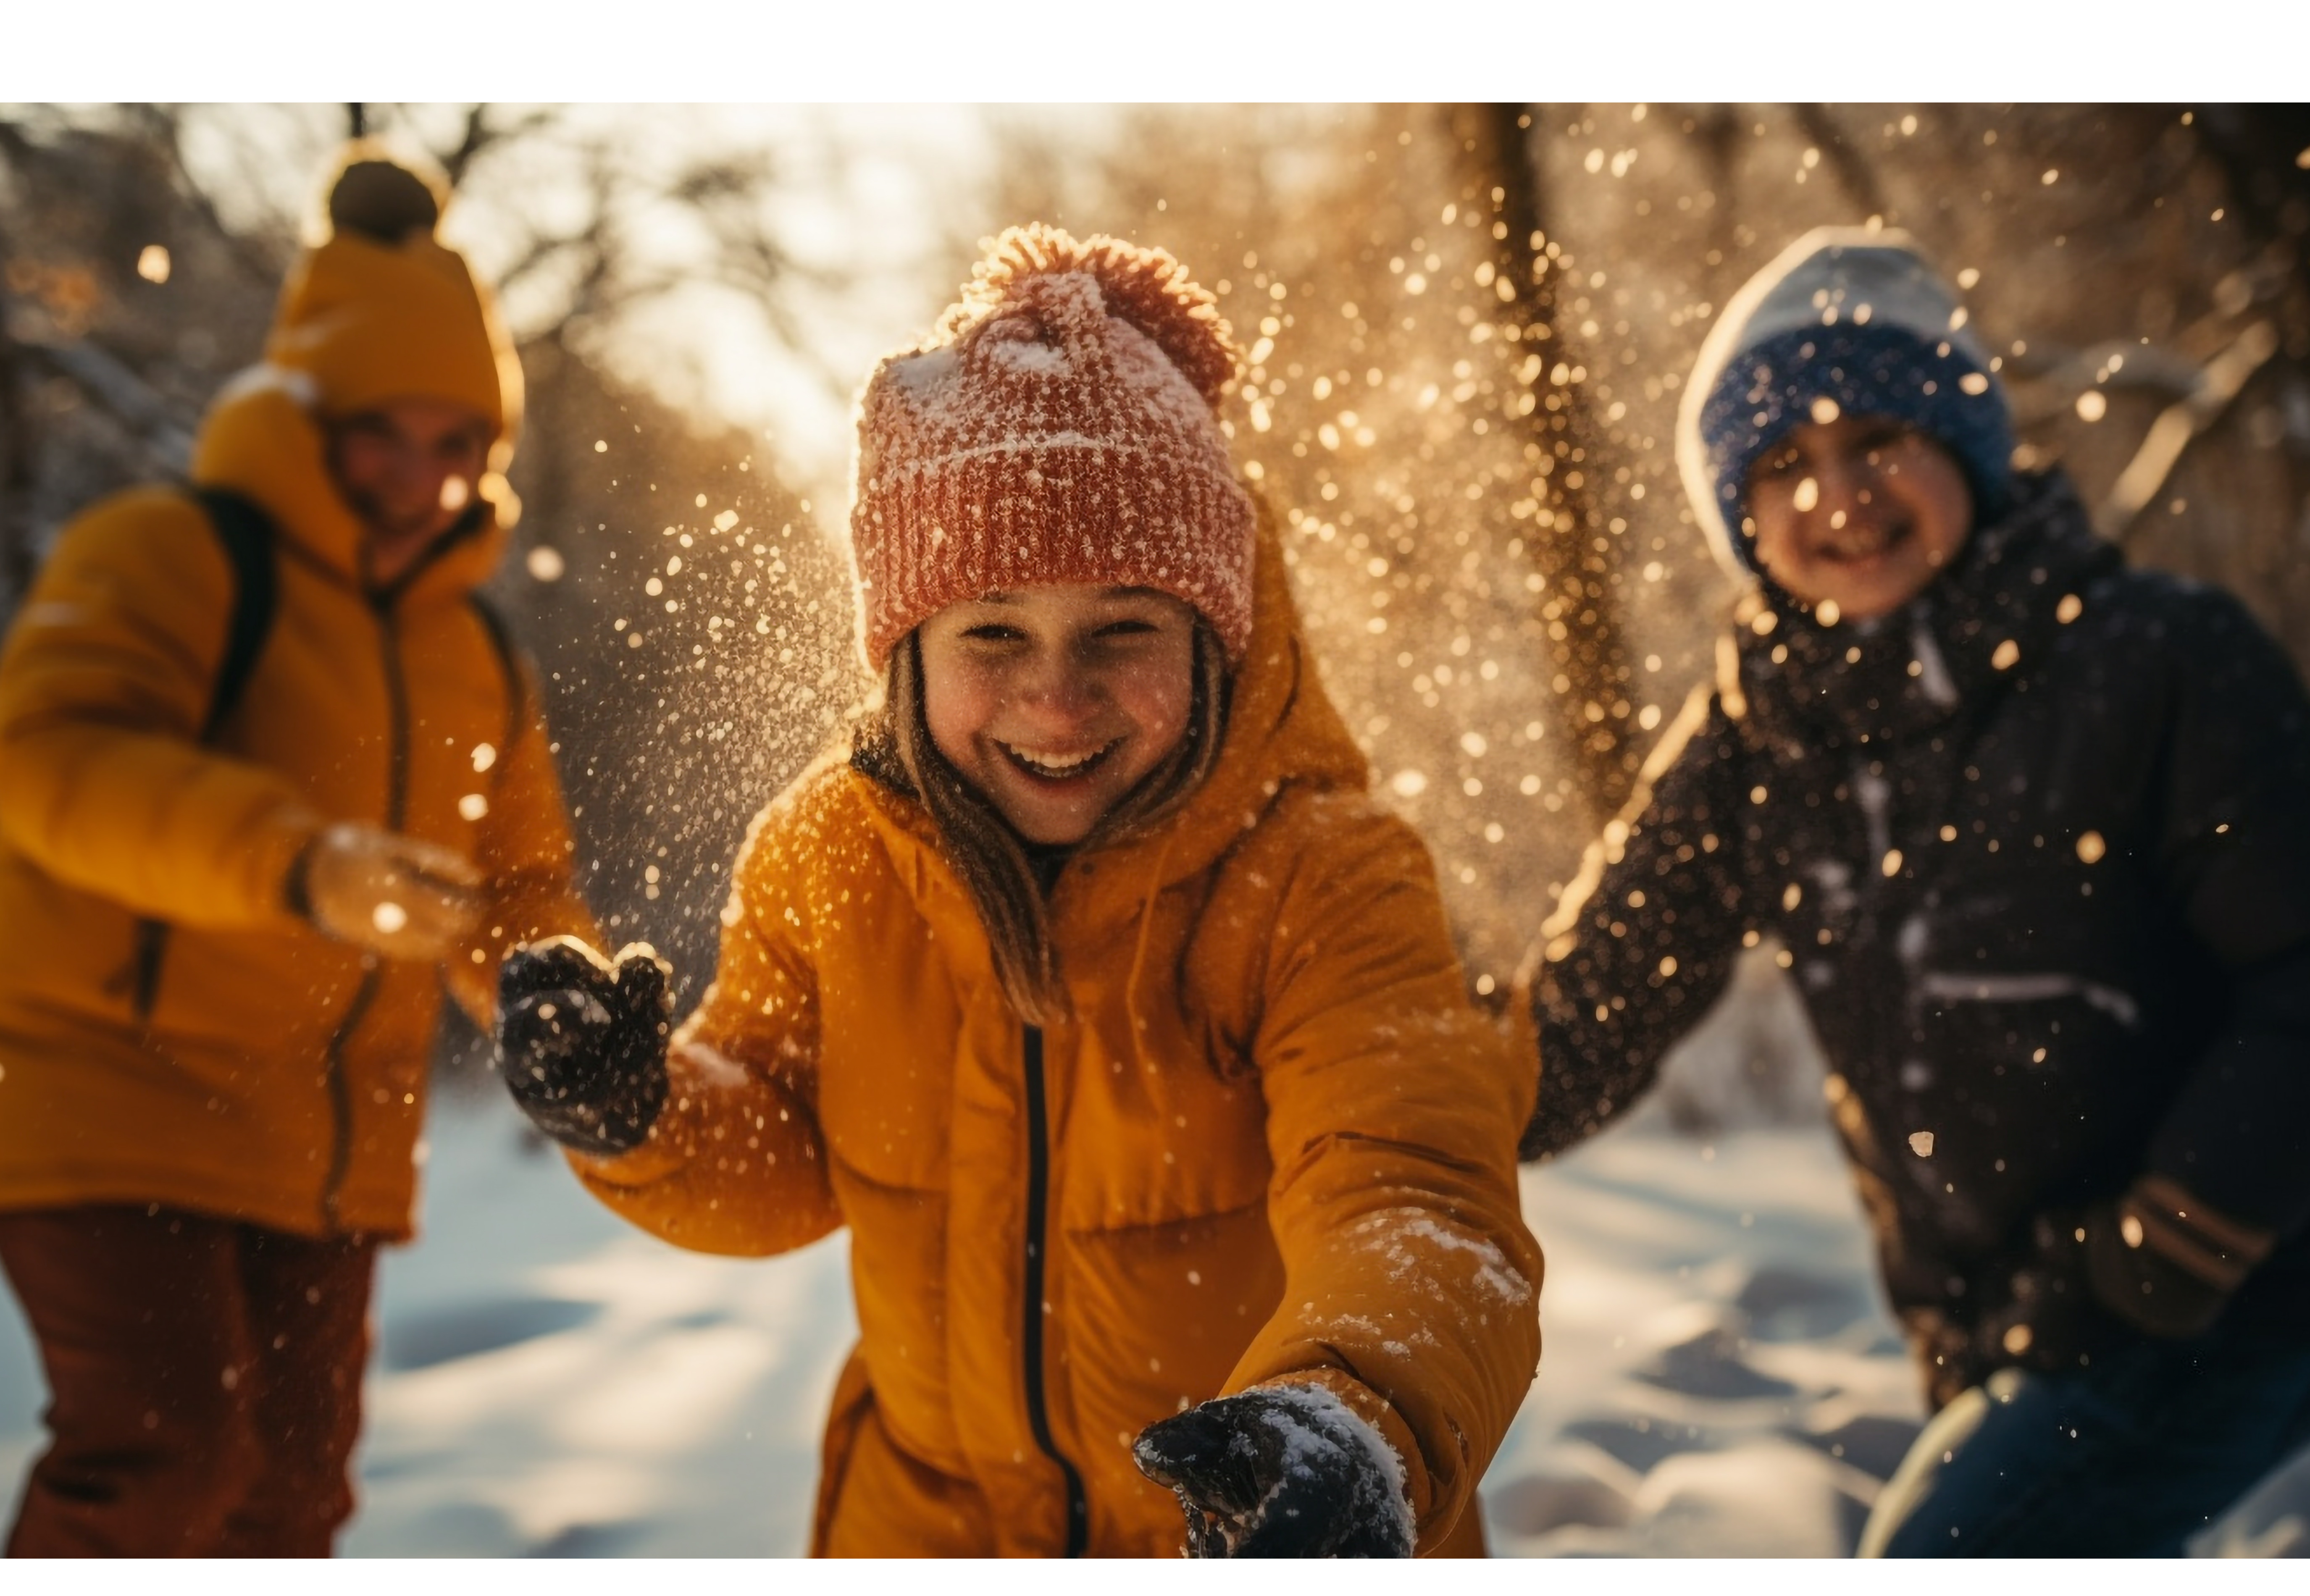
[1520, 227, 2310, 1556]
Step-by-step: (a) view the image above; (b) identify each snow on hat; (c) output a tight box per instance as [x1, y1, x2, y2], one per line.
[848, 225, 1256, 670]
[1676, 226, 2013, 577]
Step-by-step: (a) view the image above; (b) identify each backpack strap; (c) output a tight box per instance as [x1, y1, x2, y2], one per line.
[126, 488, 280, 1021]
[187, 487, 279, 741]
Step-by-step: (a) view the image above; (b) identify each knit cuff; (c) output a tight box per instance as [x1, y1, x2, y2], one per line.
[2116, 1173, 2276, 1294]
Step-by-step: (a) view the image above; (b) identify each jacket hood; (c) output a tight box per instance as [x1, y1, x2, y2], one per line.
[1731, 468, 2120, 754]
[1679, 226, 2012, 578]
[1117, 495, 1370, 889]
[189, 366, 508, 602]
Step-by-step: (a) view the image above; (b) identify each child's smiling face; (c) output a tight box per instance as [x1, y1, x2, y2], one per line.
[1744, 413, 1974, 622]
[917, 583, 1200, 845]
[326, 398, 493, 586]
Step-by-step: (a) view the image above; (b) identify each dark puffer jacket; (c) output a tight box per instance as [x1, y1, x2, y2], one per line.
[1522, 470, 2310, 1402]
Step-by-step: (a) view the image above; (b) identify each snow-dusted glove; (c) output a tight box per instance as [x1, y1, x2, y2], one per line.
[494, 936, 672, 1157]
[1132, 1385, 1414, 1558]
[2084, 1173, 2275, 1341]
[291, 821, 482, 962]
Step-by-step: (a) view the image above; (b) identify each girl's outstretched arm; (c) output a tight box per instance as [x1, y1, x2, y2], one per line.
[560, 791, 844, 1257]
[1222, 790, 1544, 1554]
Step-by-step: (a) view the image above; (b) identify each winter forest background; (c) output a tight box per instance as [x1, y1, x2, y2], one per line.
[3, 102, 2309, 1556]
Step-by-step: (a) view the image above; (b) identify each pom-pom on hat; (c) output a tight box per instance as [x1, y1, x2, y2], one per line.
[1676, 226, 2013, 577]
[849, 225, 1256, 669]
[328, 158, 444, 244]
[264, 142, 522, 446]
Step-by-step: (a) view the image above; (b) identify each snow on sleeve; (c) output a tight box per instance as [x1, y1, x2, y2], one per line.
[1349, 1205, 1537, 1312]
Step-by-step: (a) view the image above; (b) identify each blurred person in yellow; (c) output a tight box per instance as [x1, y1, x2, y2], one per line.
[0, 148, 594, 1556]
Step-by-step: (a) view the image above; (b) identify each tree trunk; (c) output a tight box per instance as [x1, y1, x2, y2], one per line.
[1445, 102, 1640, 818]
[0, 223, 39, 616]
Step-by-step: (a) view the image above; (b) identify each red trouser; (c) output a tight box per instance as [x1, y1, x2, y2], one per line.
[0, 1205, 378, 1557]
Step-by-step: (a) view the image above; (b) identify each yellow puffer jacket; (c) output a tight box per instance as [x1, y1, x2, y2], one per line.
[0, 365, 591, 1239]
[575, 527, 1543, 1556]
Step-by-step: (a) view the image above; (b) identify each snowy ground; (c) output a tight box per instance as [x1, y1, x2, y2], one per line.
[0, 1080, 1923, 1557]
[1492, 1116, 1921, 1557]
[4, 990, 2305, 1556]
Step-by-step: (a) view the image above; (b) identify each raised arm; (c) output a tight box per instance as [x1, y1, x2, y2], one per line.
[0, 491, 316, 928]
[1519, 683, 1757, 1159]
[538, 787, 844, 1259]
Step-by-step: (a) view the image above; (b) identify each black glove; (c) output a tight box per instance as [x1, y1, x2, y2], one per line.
[494, 936, 672, 1157]
[1132, 1386, 1414, 1558]
[1973, 1209, 2128, 1377]
[1976, 1178, 2276, 1372]
[2085, 1173, 2275, 1341]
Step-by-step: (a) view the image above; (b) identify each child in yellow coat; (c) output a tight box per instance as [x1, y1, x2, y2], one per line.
[495, 228, 1541, 1557]
[0, 153, 589, 1555]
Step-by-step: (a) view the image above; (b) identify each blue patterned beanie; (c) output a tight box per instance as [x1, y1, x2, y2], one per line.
[1675, 228, 2013, 577]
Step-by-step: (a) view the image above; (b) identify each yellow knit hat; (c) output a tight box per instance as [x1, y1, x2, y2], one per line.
[263, 144, 522, 446]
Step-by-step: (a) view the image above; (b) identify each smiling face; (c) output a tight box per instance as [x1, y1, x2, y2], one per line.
[916, 583, 1200, 846]
[326, 398, 494, 587]
[1743, 413, 1975, 621]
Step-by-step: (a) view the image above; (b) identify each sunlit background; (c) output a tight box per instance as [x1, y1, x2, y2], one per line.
[3, 102, 2307, 1555]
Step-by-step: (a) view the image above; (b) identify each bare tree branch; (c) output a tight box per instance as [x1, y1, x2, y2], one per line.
[2004, 339, 2210, 426]
[17, 333, 197, 474]
[126, 104, 289, 287]
[1792, 103, 1892, 221]
[2105, 320, 2284, 541]
[432, 104, 556, 188]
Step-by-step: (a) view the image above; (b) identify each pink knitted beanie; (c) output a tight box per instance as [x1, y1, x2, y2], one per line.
[849, 226, 1256, 669]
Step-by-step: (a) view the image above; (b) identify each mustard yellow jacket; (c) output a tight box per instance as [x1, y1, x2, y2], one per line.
[0, 371, 591, 1238]
[574, 529, 1543, 1556]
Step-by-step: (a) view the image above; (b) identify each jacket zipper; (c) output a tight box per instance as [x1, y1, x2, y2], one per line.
[1020, 1024, 1089, 1555]
[319, 594, 410, 1229]
[126, 919, 170, 1022]
[316, 969, 377, 1230]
